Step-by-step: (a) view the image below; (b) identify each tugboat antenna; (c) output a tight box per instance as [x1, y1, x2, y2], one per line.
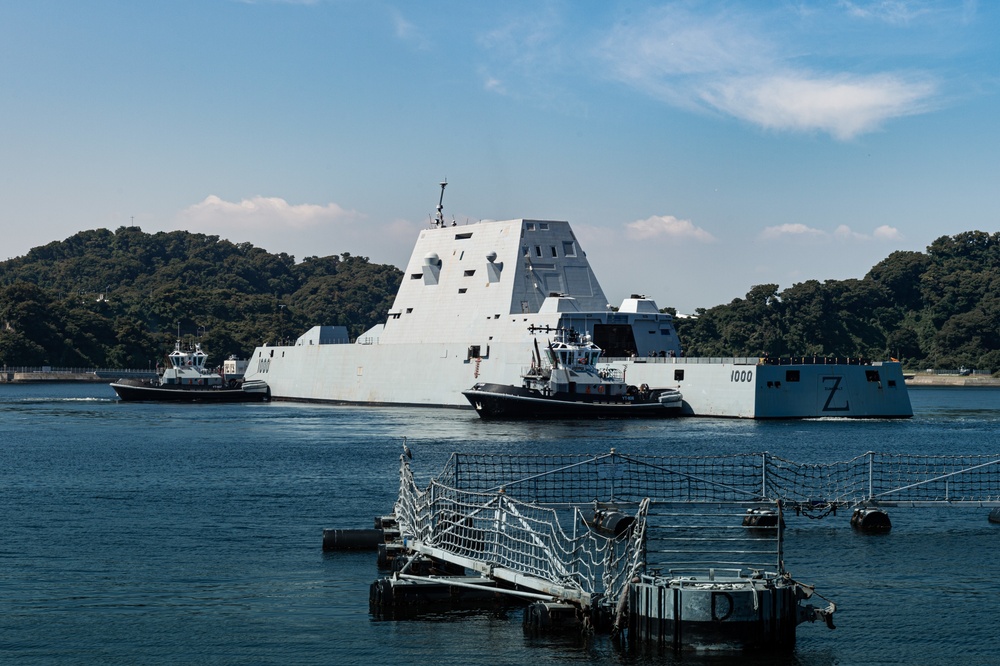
[434, 180, 447, 227]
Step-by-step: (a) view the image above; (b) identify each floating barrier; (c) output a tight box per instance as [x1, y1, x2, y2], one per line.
[326, 449, 1000, 651]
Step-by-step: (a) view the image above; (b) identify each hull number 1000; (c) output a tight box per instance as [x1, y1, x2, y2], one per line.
[731, 370, 753, 383]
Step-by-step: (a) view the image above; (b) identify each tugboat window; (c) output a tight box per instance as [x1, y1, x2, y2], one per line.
[786, 370, 800, 382]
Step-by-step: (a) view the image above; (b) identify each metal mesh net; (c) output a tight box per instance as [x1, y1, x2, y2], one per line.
[437, 450, 1000, 507]
[392, 450, 1000, 608]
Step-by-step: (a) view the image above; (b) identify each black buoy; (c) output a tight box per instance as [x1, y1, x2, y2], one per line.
[851, 507, 891, 533]
[523, 601, 581, 633]
[584, 509, 635, 538]
[322, 528, 384, 551]
[742, 507, 785, 529]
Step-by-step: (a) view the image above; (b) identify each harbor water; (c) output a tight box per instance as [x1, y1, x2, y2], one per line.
[1, 383, 998, 665]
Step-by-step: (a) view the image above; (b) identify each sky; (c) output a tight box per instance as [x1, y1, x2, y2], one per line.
[1, 1, 997, 313]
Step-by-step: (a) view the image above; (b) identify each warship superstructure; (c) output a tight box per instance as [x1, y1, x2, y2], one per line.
[243, 185, 911, 418]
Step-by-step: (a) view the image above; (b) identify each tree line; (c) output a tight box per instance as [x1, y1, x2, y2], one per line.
[673, 231, 1000, 372]
[2, 227, 998, 372]
[0, 227, 401, 368]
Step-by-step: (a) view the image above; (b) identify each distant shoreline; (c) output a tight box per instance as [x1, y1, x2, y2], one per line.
[4, 370, 998, 387]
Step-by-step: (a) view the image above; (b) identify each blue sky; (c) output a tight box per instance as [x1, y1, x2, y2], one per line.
[2, 1, 997, 313]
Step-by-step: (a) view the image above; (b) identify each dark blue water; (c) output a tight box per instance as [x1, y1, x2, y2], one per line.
[1, 384, 998, 664]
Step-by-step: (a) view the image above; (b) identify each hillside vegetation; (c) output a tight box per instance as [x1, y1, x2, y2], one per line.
[2, 227, 998, 372]
[0, 227, 402, 367]
[674, 231, 1000, 372]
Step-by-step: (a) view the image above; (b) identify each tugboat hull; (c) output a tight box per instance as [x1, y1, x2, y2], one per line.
[463, 383, 681, 419]
[110, 379, 268, 403]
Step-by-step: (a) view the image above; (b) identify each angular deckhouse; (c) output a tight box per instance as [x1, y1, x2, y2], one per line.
[245, 215, 912, 418]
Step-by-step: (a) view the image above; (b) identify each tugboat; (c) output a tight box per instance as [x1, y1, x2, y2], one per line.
[110, 342, 269, 403]
[462, 328, 682, 419]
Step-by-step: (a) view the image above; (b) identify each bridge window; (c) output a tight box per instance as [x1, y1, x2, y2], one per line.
[562, 241, 576, 257]
[674, 369, 684, 381]
[786, 370, 800, 382]
[865, 370, 881, 382]
[593, 323, 638, 358]
[455, 232, 473, 240]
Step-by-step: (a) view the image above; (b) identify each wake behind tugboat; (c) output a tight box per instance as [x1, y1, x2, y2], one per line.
[111, 342, 268, 403]
[462, 327, 682, 419]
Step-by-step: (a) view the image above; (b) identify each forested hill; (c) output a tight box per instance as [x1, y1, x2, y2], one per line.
[2, 227, 998, 372]
[674, 231, 1000, 372]
[0, 226, 402, 367]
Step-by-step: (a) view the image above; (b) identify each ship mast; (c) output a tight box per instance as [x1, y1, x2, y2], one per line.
[434, 180, 447, 227]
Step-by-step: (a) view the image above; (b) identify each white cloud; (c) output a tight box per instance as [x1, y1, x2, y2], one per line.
[481, 72, 506, 94]
[839, 0, 930, 25]
[765, 222, 904, 242]
[171, 196, 422, 265]
[761, 223, 825, 239]
[178, 195, 360, 231]
[625, 215, 715, 242]
[599, 4, 939, 139]
[389, 9, 431, 50]
[835, 224, 905, 241]
[873, 224, 903, 240]
[704, 72, 935, 140]
[834, 224, 867, 240]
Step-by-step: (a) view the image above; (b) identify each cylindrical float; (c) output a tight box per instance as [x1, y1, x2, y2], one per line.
[584, 509, 635, 538]
[322, 528, 384, 551]
[851, 507, 891, 532]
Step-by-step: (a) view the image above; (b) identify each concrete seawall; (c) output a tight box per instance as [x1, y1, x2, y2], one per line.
[1, 372, 109, 383]
[905, 374, 1000, 387]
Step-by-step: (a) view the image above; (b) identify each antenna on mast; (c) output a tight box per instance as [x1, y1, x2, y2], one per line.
[434, 180, 447, 227]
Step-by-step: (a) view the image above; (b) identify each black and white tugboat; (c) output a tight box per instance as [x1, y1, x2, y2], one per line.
[111, 342, 269, 403]
[462, 327, 682, 419]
